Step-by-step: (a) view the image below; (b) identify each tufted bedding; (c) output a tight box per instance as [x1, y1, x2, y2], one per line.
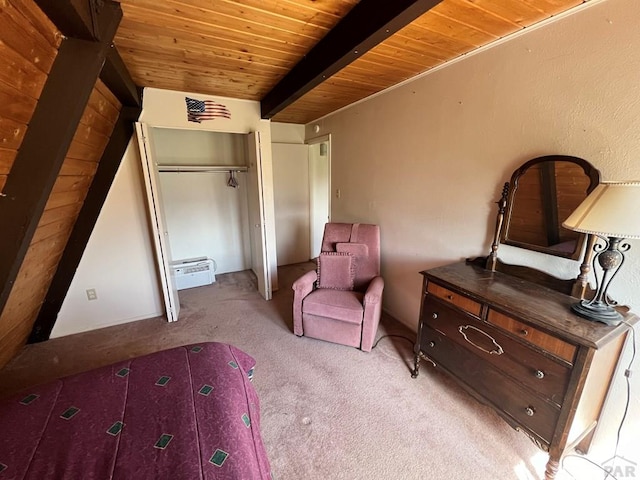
[0, 342, 272, 479]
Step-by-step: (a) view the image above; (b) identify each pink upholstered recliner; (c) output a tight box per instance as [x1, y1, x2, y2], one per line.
[292, 223, 384, 352]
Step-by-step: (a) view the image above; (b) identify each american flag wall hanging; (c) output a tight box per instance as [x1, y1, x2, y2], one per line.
[185, 97, 231, 123]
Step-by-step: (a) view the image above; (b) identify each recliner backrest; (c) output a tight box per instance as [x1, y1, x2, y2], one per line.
[320, 223, 380, 292]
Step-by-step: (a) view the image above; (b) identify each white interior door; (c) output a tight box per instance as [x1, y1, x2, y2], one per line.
[308, 136, 331, 258]
[272, 143, 310, 265]
[246, 131, 272, 300]
[135, 122, 180, 322]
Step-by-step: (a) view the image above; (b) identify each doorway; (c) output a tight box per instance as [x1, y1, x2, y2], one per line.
[272, 135, 330, 264]
[307, 135, 331, 259]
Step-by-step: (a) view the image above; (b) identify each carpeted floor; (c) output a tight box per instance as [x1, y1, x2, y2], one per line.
[0, 263, 601, 479]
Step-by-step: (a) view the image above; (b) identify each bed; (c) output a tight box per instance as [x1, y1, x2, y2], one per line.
[0, 342, 272, 479]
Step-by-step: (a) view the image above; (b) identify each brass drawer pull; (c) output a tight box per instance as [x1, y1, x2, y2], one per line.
[432, 312, 438, 319]
[458, 325, 504, 356]
[535, 370, 545, 379]
[520, 329, 529, 336]
[525, 406, 536, 417]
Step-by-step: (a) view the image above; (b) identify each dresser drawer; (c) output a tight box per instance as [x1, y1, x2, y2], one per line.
[422, 297, 571, 405]
[427, 282, 482, 317]
[420, 325, 560, 445]
[487, 310, 577, 364]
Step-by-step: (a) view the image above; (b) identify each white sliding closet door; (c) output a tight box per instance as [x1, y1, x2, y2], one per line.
[135, 122, 181, 322]
[246, 131, 272, 300]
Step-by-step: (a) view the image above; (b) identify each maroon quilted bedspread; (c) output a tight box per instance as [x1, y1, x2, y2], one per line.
[0, 342, 272, 479]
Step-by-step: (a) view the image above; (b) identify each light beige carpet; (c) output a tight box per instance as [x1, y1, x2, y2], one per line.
[0, 263, 608, 479]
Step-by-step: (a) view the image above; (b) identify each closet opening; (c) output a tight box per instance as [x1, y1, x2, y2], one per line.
[136, 124, 271, 322]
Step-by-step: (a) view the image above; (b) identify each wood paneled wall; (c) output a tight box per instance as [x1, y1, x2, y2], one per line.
[0, 0, 60, 367]
[0, 0, 122, 368]
[0, 0, 60, 193]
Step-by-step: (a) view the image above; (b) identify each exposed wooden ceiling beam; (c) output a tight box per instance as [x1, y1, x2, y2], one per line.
[260, 0, 444, 120]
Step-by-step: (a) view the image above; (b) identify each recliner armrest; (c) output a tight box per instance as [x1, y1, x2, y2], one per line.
[364, 276, 384, 305]
[292, 270, 318, 297]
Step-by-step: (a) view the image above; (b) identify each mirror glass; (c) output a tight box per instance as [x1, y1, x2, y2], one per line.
[501, 156, 600, 259]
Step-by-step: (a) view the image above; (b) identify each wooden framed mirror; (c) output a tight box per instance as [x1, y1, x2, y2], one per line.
[481, 155, 601, 298]
[501, 155, 600, 260]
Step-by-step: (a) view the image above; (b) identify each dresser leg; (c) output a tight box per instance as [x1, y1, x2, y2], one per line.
[411, 353, 420, 378]
[544, 457, 560, 480]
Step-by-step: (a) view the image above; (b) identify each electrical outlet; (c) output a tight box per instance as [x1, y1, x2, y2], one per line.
[86, 288, 97, 301]
[336, 189, 341, 199]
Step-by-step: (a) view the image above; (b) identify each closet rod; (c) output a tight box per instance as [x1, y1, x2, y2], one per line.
[158, 165, 248, 173]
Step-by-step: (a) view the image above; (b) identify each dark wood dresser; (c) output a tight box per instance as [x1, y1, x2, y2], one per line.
[412, 261, 635, 480]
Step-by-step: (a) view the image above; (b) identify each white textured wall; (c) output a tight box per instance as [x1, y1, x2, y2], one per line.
[158, 171, 252, 274]
[52, 139, 164, 337]
[152, 127, 252, 274]
[152, 128, 248, 166]
[271, 122, 305, 144]
[306, 0, 639, 463]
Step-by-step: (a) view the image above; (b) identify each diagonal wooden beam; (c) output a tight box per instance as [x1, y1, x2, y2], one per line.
[260, 0, 444, 119]
[100, 45, 141, 108]
[0, 1, 122, 315]
[29, 105, 142, 343]
[21, 1, 140, 342]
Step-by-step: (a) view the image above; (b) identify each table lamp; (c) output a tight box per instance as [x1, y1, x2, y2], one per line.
[562, 181, 640, 326]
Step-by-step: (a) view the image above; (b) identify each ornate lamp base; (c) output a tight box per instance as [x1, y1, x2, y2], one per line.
[569, 235, 628, 327]
[571, 300, 623, 326]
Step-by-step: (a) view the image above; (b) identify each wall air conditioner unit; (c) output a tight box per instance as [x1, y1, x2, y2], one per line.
[171, 257, 216, 290]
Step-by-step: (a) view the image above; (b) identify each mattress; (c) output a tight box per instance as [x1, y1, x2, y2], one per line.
[0, 342, 272, 479]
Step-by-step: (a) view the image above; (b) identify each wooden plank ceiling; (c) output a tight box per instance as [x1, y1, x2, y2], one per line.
[114, 0, 585, 124]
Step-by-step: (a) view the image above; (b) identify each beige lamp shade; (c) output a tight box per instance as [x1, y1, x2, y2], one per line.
[562, 181, 640, 239]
